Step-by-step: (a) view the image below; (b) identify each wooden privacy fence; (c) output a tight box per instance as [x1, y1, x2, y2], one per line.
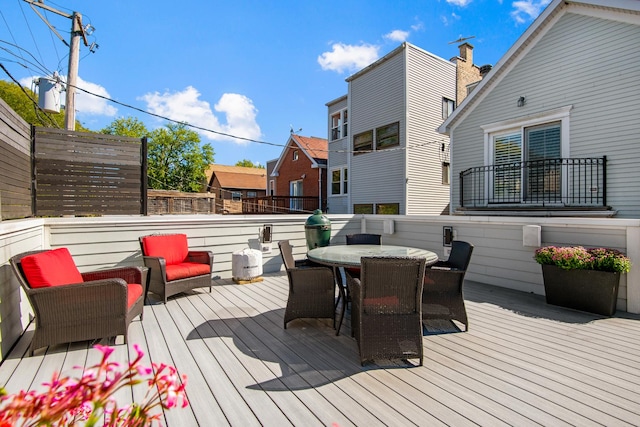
[33, 127, 147, 216]
[0, 98, 32, 220]
[148, 189, 216, 214]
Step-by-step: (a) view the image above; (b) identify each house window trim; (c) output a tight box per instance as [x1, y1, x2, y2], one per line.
[481, 106, 572, 204]
[482, 105, 572, 165]
[353, 130, 373, 154]
[442, 97, 455, 120]
[375, 122, 400, 150]
[330, 108, 348, 141]
[330, 167, 348, 197]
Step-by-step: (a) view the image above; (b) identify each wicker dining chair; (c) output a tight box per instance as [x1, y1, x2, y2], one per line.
[347, 256, 427, 366]
[279, 241, 336, 330]
[422, 240, 474, 331]
[345, 233, 382, 246]
[10, 248, 146, 356]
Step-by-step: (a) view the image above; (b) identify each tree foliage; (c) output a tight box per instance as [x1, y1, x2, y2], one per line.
[235, 159, 265, 168]
[100, 116, 148, 138]
[0, 79, 88, 131]
[147, 122, 215, 192]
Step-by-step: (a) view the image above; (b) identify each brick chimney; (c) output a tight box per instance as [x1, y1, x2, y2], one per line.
[453, 42, 482, 105]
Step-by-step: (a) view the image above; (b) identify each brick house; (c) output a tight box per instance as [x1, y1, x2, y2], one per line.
[270, 134, 328, 212]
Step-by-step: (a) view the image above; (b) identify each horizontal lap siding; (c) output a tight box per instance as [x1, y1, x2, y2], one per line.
[406, 44, 455, 215]
[350, 50, 406, 211]
[0, 99, 31, 220]
[33, 128, 144, 216]
[0, 222, 45, 358]
[451, 11, 640, 216]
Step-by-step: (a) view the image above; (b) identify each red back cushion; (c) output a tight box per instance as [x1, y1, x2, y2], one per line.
[141, 234, 189, 266]
[21, 248, 84, 288]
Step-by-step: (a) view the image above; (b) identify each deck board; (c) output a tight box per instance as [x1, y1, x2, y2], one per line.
[2, 274, 640, 426]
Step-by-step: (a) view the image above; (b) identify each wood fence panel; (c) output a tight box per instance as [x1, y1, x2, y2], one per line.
[0, 98, 32, 220]
[33, 127, 145, 216]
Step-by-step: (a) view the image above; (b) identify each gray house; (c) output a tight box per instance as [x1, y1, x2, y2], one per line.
[439, 0, 640, 218]
[326, 42, 457, 215]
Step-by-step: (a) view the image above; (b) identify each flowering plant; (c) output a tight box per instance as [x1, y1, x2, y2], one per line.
[534, 245, 631, 273]
[0, 344, 188, 426]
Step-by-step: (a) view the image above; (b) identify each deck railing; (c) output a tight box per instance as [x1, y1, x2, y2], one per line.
[242, 196, 320, 214]
[460, 157, 607, 208]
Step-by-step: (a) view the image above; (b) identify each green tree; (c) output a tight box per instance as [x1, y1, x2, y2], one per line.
[0, 79, 88, 131]
[101, 116, 148, 137]
[147, 122, 214, 192]
[235, 159, 265, 168]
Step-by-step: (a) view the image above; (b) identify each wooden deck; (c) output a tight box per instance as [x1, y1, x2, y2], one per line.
[2, 273, 640, 426]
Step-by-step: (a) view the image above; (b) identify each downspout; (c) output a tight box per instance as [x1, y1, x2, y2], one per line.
[318, 167, 323, 212]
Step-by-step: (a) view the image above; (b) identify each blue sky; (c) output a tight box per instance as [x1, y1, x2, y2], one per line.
[1, 0, 551, 167]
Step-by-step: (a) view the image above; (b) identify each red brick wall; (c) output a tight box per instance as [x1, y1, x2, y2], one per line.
[276, 146, 322, 200]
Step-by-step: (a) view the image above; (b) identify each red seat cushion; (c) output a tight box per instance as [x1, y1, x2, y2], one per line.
[165, 262, 211, 281]
[21, 248, 84, 288]
[127, 284, 143, 308]
[141, 234, 189, 265]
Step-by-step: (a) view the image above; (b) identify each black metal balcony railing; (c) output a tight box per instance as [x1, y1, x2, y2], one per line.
[459, 157, 607, 209]
[242, 196, 320, 214]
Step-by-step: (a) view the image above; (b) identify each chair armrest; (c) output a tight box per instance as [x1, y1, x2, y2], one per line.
[29, 279, 129, 319]
[82, 266, 147, 284]
[187, 251, 214, 266]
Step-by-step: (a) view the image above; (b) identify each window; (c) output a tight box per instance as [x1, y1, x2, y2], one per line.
[293, 150, 299, 161]
[442, 98, 455, 120]
[353, 130, 373, 154]
[483, 106, 570, 204]
[231, 192, 242, 202]
[342, 110, 348, 138]
[442, 162, 450, 185]
[331, 113, 340, 141]
[354, 203, 399, 214]
[353, 204, 373, 214]
[247, 191, 257, 198]
[331, 167, 348, 196]
[269, 179, 275, 196]
[376, 122, 399, 150]
[330, 109, 348, 141]
[376, 203, 399, 215]
[343, 168, 348, 194]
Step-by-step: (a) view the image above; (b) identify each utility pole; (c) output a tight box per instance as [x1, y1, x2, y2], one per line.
[23, 1, 88, 130]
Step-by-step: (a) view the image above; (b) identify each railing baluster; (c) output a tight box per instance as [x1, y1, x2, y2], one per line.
[460, 157, 606, 209]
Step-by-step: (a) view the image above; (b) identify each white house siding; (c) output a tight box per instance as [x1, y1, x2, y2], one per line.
[450, 11, 640, 217]
[0, 220, 45, 358]
[405, 44, 456, 215]
[349, 48, 407, 213]
[327, 97, 349, 214]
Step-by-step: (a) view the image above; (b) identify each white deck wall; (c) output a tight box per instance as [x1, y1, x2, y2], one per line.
[2, 214, 639, 359]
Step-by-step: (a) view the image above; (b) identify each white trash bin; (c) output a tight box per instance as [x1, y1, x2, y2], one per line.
[232, 248, 263, 284]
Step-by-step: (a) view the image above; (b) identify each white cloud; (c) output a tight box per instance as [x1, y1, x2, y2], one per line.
[317, 43, 380, 73]
[511, 0, 552, 24]
[446, 0, 472, 6]
[441, 12, 461, 26]
[140, 86, 261, 144]
[74, 77, 118, 116]
[384, 29, 410, 43]
[19, 74, 117, 117]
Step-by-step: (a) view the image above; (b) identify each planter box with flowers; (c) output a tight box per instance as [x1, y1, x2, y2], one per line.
[534, 246, 631, 316]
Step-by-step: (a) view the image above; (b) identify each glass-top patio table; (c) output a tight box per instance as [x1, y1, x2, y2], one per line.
[307, 244, 439, 335]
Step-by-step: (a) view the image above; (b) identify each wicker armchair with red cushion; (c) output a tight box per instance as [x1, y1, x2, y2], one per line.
[10, 248, 146, 356]
[139, 233, 213, 303]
